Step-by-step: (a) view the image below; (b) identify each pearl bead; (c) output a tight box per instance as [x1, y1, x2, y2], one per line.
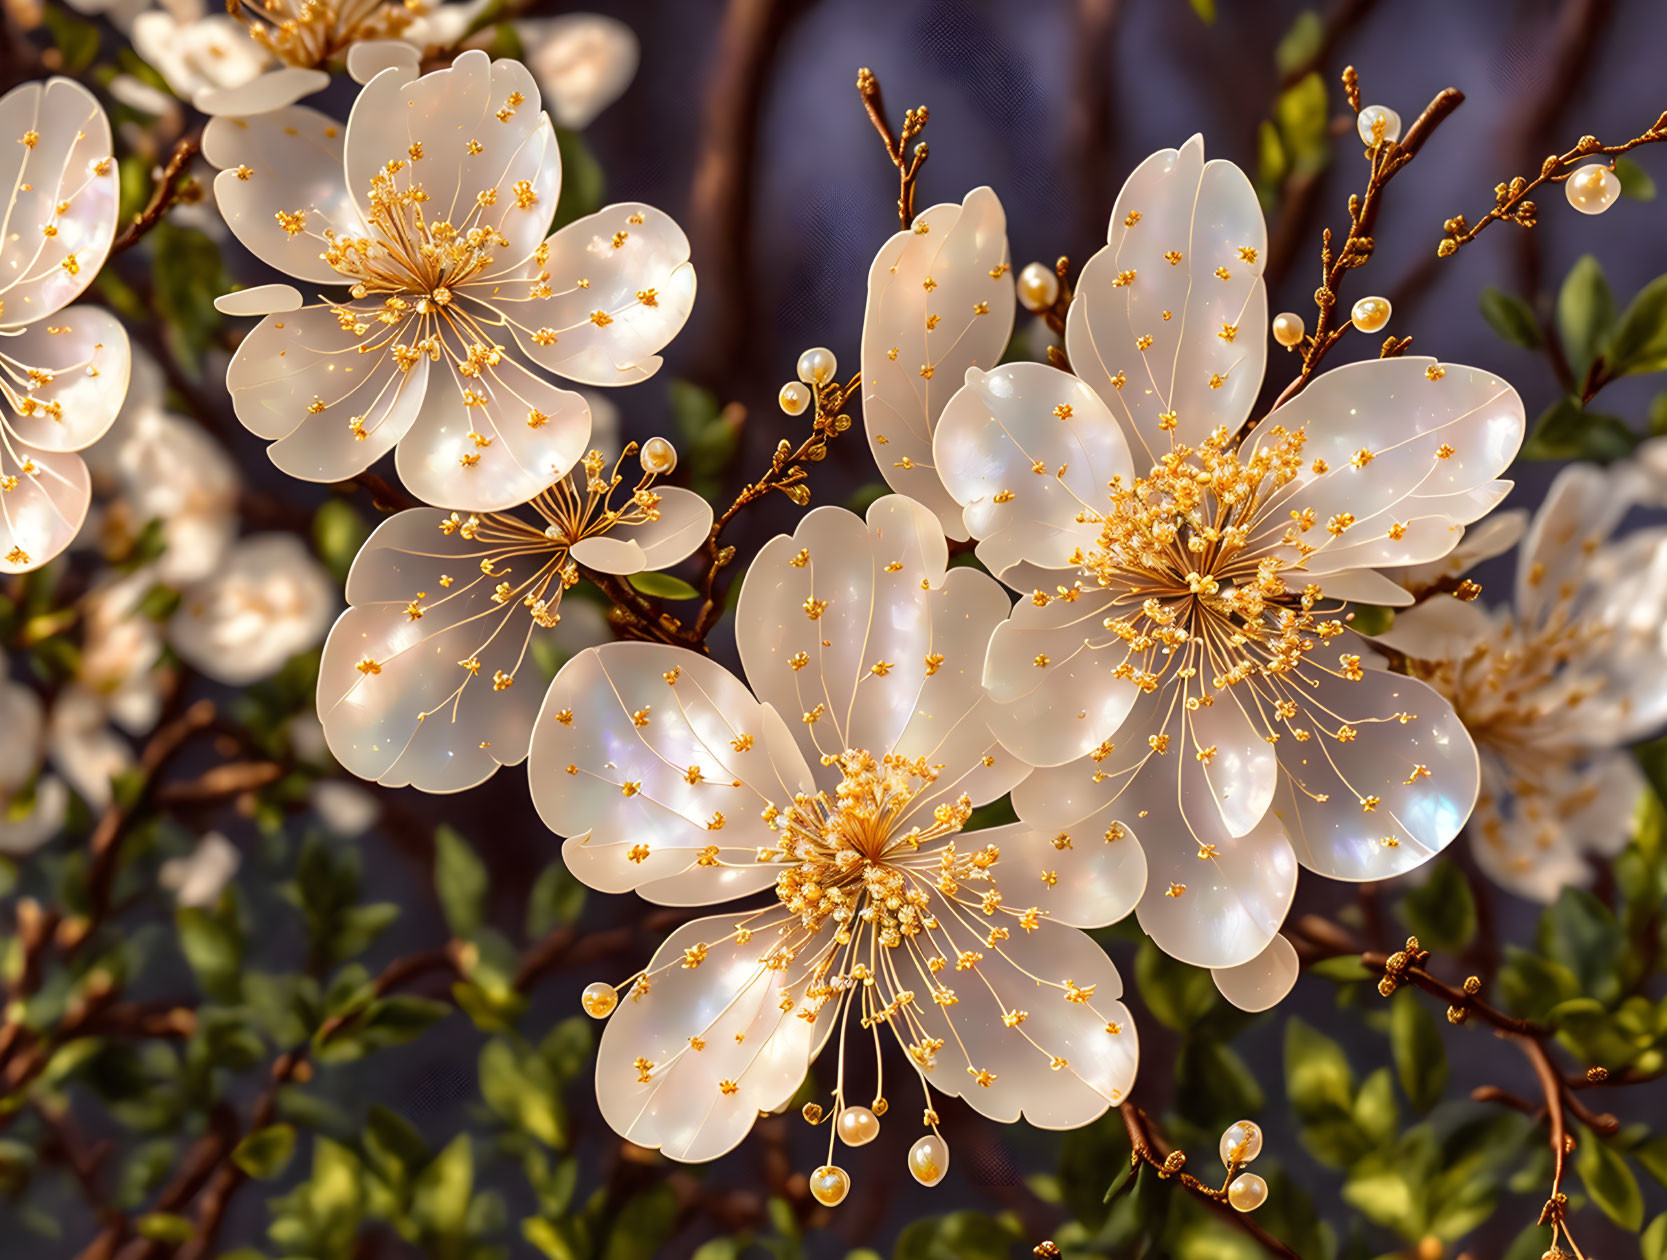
[1219, 1120, 1263, 1167]
[1016, 262, 1060, 313]
[808, 1164, 850, 1207]
[908, 1134, 949, 1186]
[639, 436, 677, 475]
[1271, 312, 1305, 348]
[1566, 163, 1620, 215]
[1350, 296, 1392, 334]
[1356, 105, 1402, 147]
[779, 381, 811, 416]
[1228, 1172, 1268, 1212]
[836, 1105, 879, 1146]
[580, 982, 617, 1019]
[797, 347, 837, 386]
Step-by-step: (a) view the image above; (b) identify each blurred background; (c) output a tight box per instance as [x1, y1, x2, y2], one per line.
[4, 0, 1666, 1257]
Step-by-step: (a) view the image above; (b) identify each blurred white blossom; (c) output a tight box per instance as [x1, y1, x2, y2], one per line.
[169, 534, 335, 686]
[159, 830, 240, 906]
[513, 13, 638, 130]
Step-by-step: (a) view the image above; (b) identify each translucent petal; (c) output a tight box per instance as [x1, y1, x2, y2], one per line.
[1212, 933, 1298, 1012]
[194, 67, 329, 116]
[595, 913, 835, 1162]
[528, 643, 814, 901]
[934, 362, 1132, 578]
[2, 306, 130, 452]
[498, 204, 696, 387]
[0, 77, 118, 326]
[1268, 663, 1476, 880]
[1368, 594, 1491, 661]
[345, 40, 422, 87]
[902, 906, 1138, 1128]
[1515, 463, 1633, 631]
[206, 105, 361, 285]
[736, 496, 959, 781]
[318, 508, 558, 792]
[515, 14, 638, 130]
[226, 304, 430, 481]
[0, 445, 90, 573]
[394, 350, 587, 511]
[1065, 135, 1267, 466]
[980, 586, 1139, 768]
[596, 485, 712, 573]
[214, 283, 303, 317]
[967, 817, 1145, 929]
[861, 187, 1016, 538]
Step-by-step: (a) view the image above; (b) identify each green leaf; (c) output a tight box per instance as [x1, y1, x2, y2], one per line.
[176, 903, 243, 1002]
[1188, 0, 1216, 22]
[1522, 395, 1635, 461]
[433, 824, 488, 938]
[1389, 987, 1447, 1111]
[627, 571, 700, 600]
[894, 1211, 1022, 1260]
[1352, 1066, 1400, 1147]
[411, 1134, 473, 1239]
[1134, 938, 1218, 1030]
[1175, 1038, 1265, 1129]
[1285, 1017, 1354, 1119]
[38, 5, 101, 74]
[524, 1215, 584, 1260]
[1497, 945, 1581, 1021]
[1540, 886, 1625, 1002]
[135, 1213, 195, 1244]
[1274, 10, 1324, 76]
[1635, 1134, 1667, 1189]
[1309, 954, 1371, 983]
[1395, 860, 1476, 953]
[1643, 1212, 1667, 1260]
[232, 1124, 297, 1180]
[1603, 272, 1667, 378]
[550, 129, 604, 232]
[480, 1039, 567, 1148]
[1274, 73, 1329, 172]
[526, 860, 586, 937]
[1576, 1135, 1644, 1230]
[601, 1184, 679, 1260]
[1616, 155, 1657, 201]
[150, 223, 231, 367]
[312, 500, 368, 584]
[1479, 286, 1543, 348]
[1557, 255, 1618, 381]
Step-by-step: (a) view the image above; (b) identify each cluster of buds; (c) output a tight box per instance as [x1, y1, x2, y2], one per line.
[1376, 935, 1429, 997]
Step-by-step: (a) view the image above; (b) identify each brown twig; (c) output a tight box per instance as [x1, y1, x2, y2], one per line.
[857, 67, 929, 229]
[110, 132, 203, 256]
[1118, 1104, 1301, 1259]
[1264, 75, 1464, 417]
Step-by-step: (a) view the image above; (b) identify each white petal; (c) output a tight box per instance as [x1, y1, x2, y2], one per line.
[1212, 933, 1298, 1012]
[735, 496, 956, 779]
[969, 816, 1145, 929]
[515, 14, 639, 130]
[170, 534, 334, 685]
[214, 283, 303, 316]
[861, 187, 1016, 538]
[206, 105, 361, 285]
[0, 78, 118, 326]
[568, 535, 646, 575]
[595, 913, 833, 1161]
[0, 678, 46, 794]
[194, 67, 329, 116]
[598, 484, 712, 572]
[904, 908, 1138, 1127]
[1065, 136, 1268, 465]
[0, 445, 90, 573]
[228, 306, 431, 481]
[501, 204, 696, 387]
[934, 362, 1133, 577]
[1368, 595, 1491, 661]
[980, 586, 1139, 768]
[394, 353, 587, 511]
[1269, 665, 1476, 880]
[318, 508, 556, 792]
[528, 643, 814, 901]
[0, 774, 66, 856]
[346, 40, 422, 87]
[2, 306, 130, 452]
[1515, 463, 1632, 630]
[1312, 567, 1417, 606]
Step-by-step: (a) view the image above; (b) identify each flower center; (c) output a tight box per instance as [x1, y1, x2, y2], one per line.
[1074, 425, 1346, 693]
[325, 169, 509, 303]
[232, 0, 421, 67]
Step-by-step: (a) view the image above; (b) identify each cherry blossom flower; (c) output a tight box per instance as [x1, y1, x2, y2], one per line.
[206, 50, 694, 510]
[159, 831, 241, 907]
[170, 534, 336, 685]
[1375, 464, 1667, 901]
[317, 443, 710, 792]
[1, 78, 131, 575]
[512, 13, 639, 130]
[526, 496, 1138, 1192]
[903, 137, 1526, 996]
[0, 679, 69, 857]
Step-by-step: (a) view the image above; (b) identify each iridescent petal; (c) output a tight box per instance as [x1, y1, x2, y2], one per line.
[2, 306, 130, 452]
[1211, 932, 1298, 1012]
[0, 445, 90, 574]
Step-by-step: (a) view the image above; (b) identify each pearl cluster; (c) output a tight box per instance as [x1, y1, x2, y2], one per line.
[1219, 1119, 1268, 1212]
[779, 346, 837, 416]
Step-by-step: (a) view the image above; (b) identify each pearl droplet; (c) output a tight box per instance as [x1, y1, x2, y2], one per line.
[1566, 163, 1620, 216]
[809, 1164, 850, 1206]
[797, 347, 837, 386]
[1228, 1172, 1268, 1212]
[1219, 1120, 1263, 1168]
[1356, 105, 1402, 147]
[779, 381, 811, 416]
[1016, 261, 1060, 313]
[1271, 312, 1305, 348]
[580, 982, 617, 1019]
[908, 1134, 949, 1186]
[837, 1105, 879, 1146]
[1350, 296, 1392, 334]
[639, 436, 677, 475]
